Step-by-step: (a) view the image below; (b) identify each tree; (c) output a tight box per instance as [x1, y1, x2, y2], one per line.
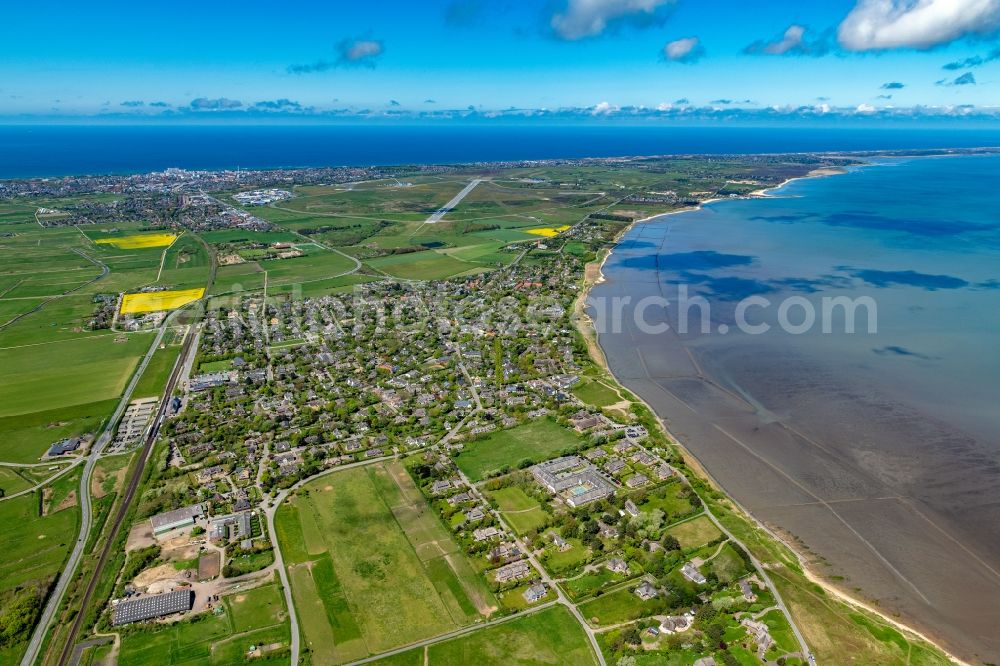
[705, 622, 725, 645]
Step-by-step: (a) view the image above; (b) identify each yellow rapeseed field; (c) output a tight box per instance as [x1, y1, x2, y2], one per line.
[95, 232, 178, 249]
[120, 288, 205, 314]
[525, 225, 571, 238]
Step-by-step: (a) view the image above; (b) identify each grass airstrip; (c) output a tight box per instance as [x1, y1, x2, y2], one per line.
[120, 287, 205, 314]
[93, 232, 178, 249]
[275, 460, 496, 665]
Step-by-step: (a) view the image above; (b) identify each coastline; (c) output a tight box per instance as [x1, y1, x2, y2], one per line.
[748, 166, 847, 197]
[572, 164, 965, 665]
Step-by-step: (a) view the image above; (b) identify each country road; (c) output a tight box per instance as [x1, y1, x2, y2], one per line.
[18, 322, 169, 666]
[49, 320, 198, 666]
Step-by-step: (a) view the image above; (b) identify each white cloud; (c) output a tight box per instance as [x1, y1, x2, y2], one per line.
[838, 0, 1000, 51]
[340, 39, 384, 63]
[663, 36, 702, 62]
[765, 25, 805, 54]
[591, 101, 619, 115]
[551, 0, 674, 40]
[744, 24, 828, 56]
[856, 103, 877, 113]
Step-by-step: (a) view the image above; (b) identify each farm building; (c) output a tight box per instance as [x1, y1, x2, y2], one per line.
[47, 437, 81, 456]
[150, 503, 206, 536]
[112, 589, 193, 625]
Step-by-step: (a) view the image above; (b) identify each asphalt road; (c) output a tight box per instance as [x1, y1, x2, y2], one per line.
[52, 323, 197, 666]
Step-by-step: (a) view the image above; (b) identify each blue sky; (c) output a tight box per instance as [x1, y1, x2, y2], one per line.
[3, 0, 1000, 123]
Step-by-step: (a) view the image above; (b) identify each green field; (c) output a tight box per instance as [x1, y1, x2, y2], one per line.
[118, 581, 290, 665]
[0, 334, 148, 448]
[488, 486, 550, 534]
[709, 543, 751, 584]
[453, 418, 584, 481]
[365, 250, 483, 280]
[637, 483, 695, 520]
[131, 333, 185, 399]
[371, 606, 598, 666]
[0, 486, 79, 592]
[0, 213, 202, 463]
[210, 262, 266, 295]
[276, 461, 496, 664]
[0, 465, 57, 497]
[0, 398, 117, 464]
[238, 177, 608, 282]
[571, 378, 622, 408]
[560, 567, 630, 601]
[577, 585, 664, 626]
[665, 515, 723, 550]
[541, 537, 591, 573]
[0, 483, 81, 664]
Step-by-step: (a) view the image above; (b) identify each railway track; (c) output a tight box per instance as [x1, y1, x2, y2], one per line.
[52, 325, 196, 666]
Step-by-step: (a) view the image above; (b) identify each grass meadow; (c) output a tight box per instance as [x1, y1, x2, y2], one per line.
[487, 486, 550, 535]
[369, 606, 598, 666]
[453, 418, 584, 481]
[577, 585, 663, 627]
[665, 515, 723, 550]
[275, 461, 496, 664]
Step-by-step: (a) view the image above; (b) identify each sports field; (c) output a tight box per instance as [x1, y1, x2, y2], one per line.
[94, 232, 178, 249]
[452, 418, 584, 481]
[275, 461, 496, 664]
[121, 287, 205, 314]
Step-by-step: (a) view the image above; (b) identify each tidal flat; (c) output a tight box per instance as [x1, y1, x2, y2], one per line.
[590, 154, 1000, 662]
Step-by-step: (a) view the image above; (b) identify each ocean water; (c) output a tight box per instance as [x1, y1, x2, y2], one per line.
[590, 154, 1000, 661]
[3, 124, 1000, 178]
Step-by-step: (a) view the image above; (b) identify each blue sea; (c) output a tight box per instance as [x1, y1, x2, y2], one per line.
[591, 154, 1000, 660]
[3, 124, 1000, 178]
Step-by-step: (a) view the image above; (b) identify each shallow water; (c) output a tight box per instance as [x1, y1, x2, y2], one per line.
[590, 155, 1000, 661]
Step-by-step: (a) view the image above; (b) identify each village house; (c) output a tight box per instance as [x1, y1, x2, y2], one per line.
[681, 562, 707, 585]
[522, 583, 547, 603]
[634, 580, 658, 600]
[606, 558, 628, 573]
[473, 526, 502, 542]
[493, 560, 531, 583]
[659, 614, 693, 635]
